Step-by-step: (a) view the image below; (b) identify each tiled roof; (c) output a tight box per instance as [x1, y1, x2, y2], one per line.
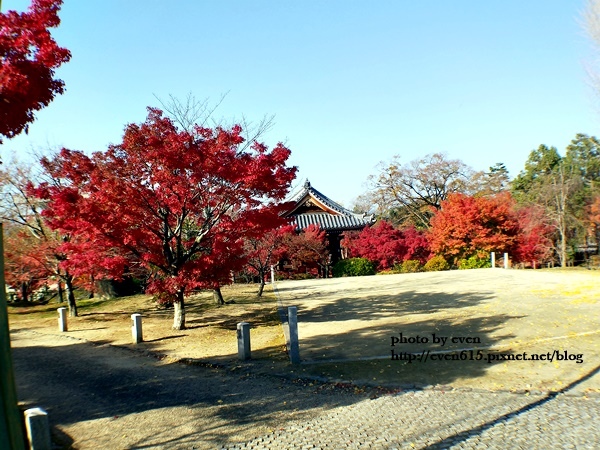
[285, 180, 374, 231]
[291, 212, 371, 231]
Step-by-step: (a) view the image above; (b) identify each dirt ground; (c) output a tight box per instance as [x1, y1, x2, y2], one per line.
[9, 268, 600, 394]
[9, 287, 288, 365]
[8, 268, 600, 448]
[274, 268, 600, 394]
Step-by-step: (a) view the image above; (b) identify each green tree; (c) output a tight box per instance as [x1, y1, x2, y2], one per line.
[512, 140, 590, 267]
[564, 134, 600, 201]
[512, 145, 562, 197]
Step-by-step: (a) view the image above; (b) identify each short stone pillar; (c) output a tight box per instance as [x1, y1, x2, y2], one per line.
[57, 307, 67, 332]
[24, 407, 51, 450]
[270, 265, 275, 284]
[504, 252, 509, 269]
[491, 252, 495, 268]
[237, 322, 251, 360]
[288, 306, 300, 364]
[131, 313, 143, 344]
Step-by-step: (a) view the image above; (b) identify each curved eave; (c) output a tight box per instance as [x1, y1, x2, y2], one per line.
[284, 192, 341, 217]
[292, 213, 373, 232]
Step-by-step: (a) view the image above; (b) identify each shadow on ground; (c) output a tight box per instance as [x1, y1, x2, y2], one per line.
[285, 288, 495, 322]
[11, 334, 359, 449]
[275, 288, 521, 387]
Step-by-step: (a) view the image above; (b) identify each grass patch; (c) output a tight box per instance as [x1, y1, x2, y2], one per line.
[8, 283, 287, 363]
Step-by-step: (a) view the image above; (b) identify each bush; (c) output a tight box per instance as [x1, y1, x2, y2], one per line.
[458, 255, 491, 270]
[423, 255, 450, 272]
[333, 258, 376, 277]
[399, 259, 422, 273]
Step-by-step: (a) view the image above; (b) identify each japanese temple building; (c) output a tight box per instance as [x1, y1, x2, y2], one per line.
[283, 180, 375, 263]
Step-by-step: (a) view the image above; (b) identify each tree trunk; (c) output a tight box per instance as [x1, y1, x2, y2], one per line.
[560, 235, 567, 268]
[172, 290, 186, 330]
[256, 268, 266, 297]
[213, 287, 225, 305]
[65, 274, 78, 317]
[88, 275, 95, 298]
[257, 279, 265, 297]
[57, 279, 64, 303]
[20, 282, 28, 302]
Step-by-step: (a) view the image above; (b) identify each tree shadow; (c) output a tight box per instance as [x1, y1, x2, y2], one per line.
[67, 327, 108, 332]
[284, 289, 495, 322]
[11, 338, 361, 449]
[186, 304, 282, 330]
[273, 288, 524, 387]
[142, 335, 186, 343]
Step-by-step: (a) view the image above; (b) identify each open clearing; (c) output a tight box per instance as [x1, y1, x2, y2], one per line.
[9, 268, 600, 394]
[275, 268, 600, 393]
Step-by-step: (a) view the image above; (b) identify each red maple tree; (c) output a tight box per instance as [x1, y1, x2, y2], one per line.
[244, 223, 295, 296]
[513, 205, 554, 266]
[429, 192, 520, 265]
[344, 221, 431, 269]
[401, 226, 431, 264]
[36, 108, 296, 329]
[0, 0, 71, 142]
[282, 225, 330, 278]
[344, 220, 406, 270]
[3, 226, 50, 301]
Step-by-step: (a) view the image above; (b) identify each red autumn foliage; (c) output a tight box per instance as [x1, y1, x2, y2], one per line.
[35, 108, 296, 329]
[399, 226, 431, 264]
[3, 227, 50, 300]
[343, 221, 431, 269]
[244, 223, 295, 295]
[344, 221, 405, 270]
[282, 224, 330, 277]
[0, 0, 71, 141]
[429, 192, 520, 264]
[589, 195, 600, 230]
[512, 205, 554, 265]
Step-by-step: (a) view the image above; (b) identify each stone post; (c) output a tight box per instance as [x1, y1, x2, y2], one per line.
[131, 313, 143, 344]
[24, 407, 51, 450]
[57, 307, 67, 332]
[504, 252, 509, 269]
[288, 306, 300, 364]
[270, 265, 275, 285]
[237, 322, 251, 360]
[490, 252, 495, 268]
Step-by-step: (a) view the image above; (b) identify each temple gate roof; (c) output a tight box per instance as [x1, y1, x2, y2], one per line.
[283, 180, 374, 232]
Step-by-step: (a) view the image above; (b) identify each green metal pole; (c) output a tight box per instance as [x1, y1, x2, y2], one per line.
[0, 223, 26, 450]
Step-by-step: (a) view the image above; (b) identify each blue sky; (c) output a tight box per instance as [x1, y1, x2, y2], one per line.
[2, 0, 599, 206]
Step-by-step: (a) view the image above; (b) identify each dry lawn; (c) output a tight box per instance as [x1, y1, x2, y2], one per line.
[8, 268, 600, 395]
[8, 284, 287, 364]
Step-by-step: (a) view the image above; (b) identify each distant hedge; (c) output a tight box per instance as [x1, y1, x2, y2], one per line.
[399, 259, 422, 273]
[458, 255, 491, 270]
[423, 255, 450, 272]
[333, 258, 376, 277]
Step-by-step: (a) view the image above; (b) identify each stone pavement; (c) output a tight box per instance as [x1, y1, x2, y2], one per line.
[222, 388, 599, 449]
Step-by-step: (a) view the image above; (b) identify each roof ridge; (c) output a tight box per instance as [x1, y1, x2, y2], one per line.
[308, 185, 369, 219]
